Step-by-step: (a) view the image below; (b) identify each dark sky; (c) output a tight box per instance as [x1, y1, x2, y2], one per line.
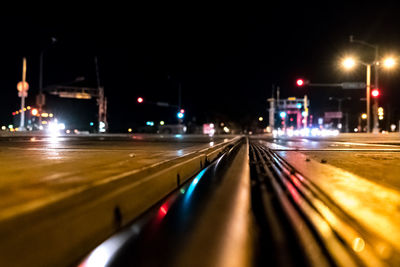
[1, 3, 400, 131]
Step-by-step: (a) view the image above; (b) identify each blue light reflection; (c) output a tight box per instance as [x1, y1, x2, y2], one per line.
[184, 169, 207, 204]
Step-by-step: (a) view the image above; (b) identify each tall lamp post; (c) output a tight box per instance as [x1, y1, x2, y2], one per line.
[342, 56, 396, 133]
[349, 36, 380, 133]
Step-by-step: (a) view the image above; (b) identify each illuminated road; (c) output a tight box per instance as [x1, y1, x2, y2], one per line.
[0, 134, 239, 267]
[250, 133, 400, 266]
[0, 134, 235, 212]
[2, 133, 400, 267]
[78, 133, 400, 267]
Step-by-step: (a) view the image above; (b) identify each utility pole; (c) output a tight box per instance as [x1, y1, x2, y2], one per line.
[366, 64, 371, 133]
[18, 57, 28, 130]
[178, 82, 182, 110]
[95, 56, 108, 133]
[329, 96, 351, 131]
[349, 35, 379, 133]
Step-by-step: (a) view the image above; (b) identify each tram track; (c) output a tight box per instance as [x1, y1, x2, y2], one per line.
[250, 141, 400, 267]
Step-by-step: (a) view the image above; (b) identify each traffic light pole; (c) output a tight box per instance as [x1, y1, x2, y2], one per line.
[366, 64, 371, 133]
[349, 35, 379, 133]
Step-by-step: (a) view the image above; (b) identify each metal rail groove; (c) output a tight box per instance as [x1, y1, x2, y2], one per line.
[250, 142, 399, 267]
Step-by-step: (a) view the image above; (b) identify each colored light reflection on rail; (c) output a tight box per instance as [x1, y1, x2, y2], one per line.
[79, 234, 130, 267]
[184, 169, 207, 203]
[159, 204, 168, 216]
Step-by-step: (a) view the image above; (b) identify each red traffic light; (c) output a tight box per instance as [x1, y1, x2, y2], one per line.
[180, 109, 185, 113]
[296, 79, 304, 86]
[371, 89, 380, 97]
[137, 97, 144, 103]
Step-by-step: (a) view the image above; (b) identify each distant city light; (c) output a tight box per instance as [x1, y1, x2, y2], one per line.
[99, 121, 106, 132]
[31, 109, 38, 116]
[128, 128, 132, 132]
[296, 103, 302, 109]
[177, 112, 184, 119]
[137, 97, 144, 103]
[272, 127, 338, 137]
[361, 113, 367, 119]
[160, 121, 165, 125]
[46, 120, 66, 136]
[146, 121, 154, 126]
[258, 117, 263, 121]
[90, 122, 94, 126]
[279, 112, 286, 118]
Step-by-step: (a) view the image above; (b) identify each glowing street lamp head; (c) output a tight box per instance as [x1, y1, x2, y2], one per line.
[383, 57, 396, 69]
[361, 113, 367, 119]
[342, 57, 356, 69]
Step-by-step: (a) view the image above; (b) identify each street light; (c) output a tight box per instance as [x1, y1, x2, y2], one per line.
[383, 57, 396, 68]
[342, 57, 356, 69]
[341, 55, 396, 133]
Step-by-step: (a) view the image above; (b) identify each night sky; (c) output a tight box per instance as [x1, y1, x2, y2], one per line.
[1, 4, 400, 132]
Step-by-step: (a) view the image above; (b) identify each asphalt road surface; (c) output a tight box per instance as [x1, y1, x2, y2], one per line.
[0, 133, 238, 267]
[2, 132, 400, 267]
[0, 134, 234, 215]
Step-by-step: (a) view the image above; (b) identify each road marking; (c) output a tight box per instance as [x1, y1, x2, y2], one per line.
[334, 141, 400, 148]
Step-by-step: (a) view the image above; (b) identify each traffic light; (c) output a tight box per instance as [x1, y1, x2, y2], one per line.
[137, 97, 144, 103]
[177, 112, 184, 119]
[177, 109, 185, 119]
[371, 89, 380, 97]
[296, 79, 305, 86]
[378, 107, 384, 120]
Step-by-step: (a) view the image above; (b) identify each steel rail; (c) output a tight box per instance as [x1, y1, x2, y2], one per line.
[263, 145, 400, 266]
[79, 138, 252, 267]
[250, 141, 399, 267]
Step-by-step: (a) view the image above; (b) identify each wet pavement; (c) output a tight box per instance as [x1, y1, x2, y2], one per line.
[0, 134, 235, 219]
[253, 133, 400, 264]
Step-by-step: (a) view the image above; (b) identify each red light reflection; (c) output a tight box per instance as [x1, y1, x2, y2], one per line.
[157, 203, 169, 221]
[286, 181, 301, 204]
